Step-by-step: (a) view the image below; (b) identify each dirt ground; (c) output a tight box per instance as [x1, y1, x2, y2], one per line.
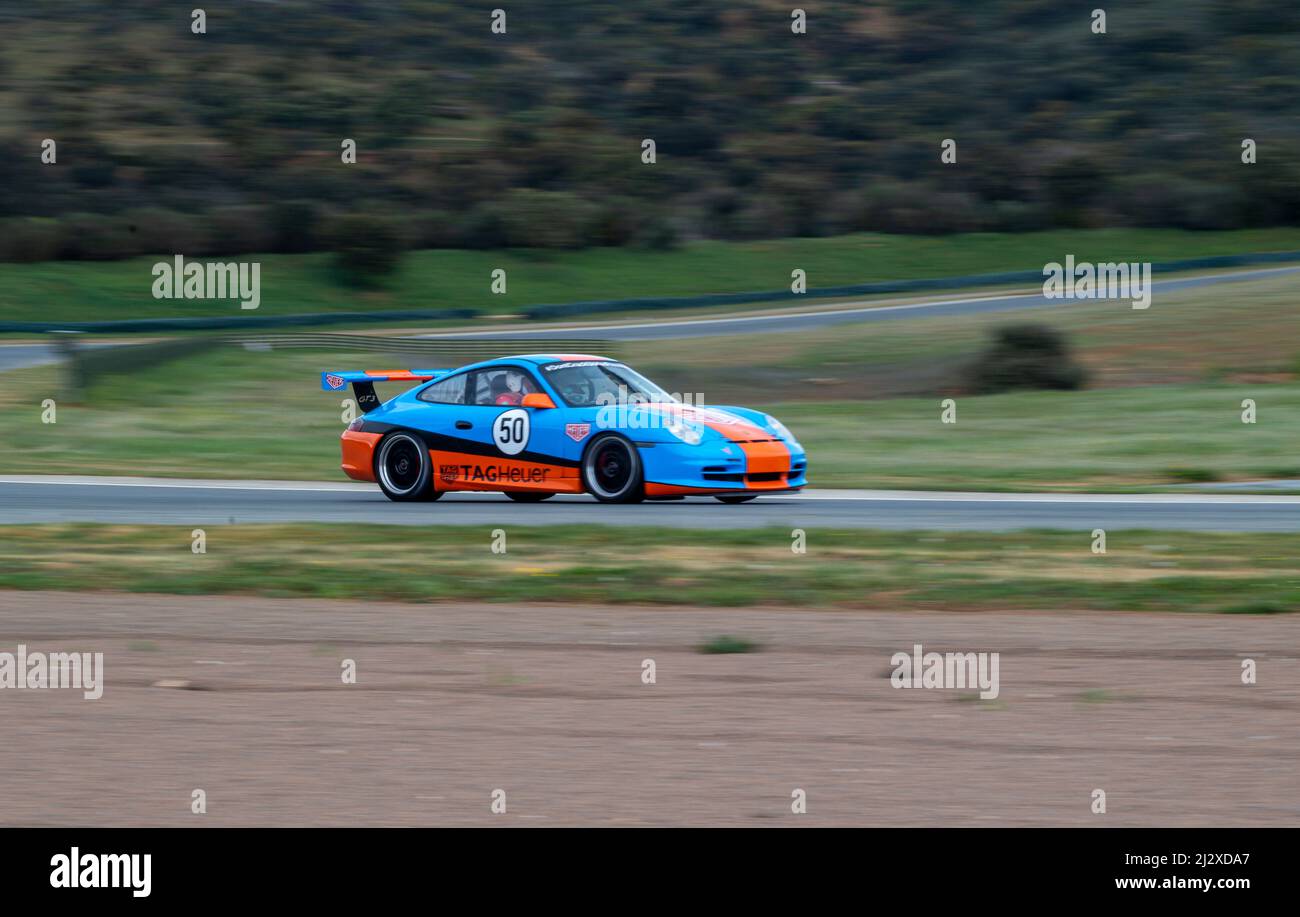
[1, 590, 1296, 826]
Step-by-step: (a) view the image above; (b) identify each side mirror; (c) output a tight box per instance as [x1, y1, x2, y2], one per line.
[521, 393, 556, 409]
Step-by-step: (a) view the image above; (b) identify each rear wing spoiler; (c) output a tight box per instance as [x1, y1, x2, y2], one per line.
[321, 369, 449, 413]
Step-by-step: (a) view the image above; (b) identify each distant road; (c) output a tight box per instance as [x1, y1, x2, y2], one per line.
[415, 264, 1300, 342]
[3, 476, 1299, 531]
[3, 264, 1297, 374]
[0, 341, 116, 372]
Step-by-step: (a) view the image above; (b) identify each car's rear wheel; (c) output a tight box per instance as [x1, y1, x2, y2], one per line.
[505, 491, 553, 502]
[582, 434, 644, 503]
[715, 494, 759, 504]
[375, 431, 434, 502]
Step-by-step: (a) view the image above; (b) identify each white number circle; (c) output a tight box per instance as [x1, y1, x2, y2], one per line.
[493, 409, 530, 456]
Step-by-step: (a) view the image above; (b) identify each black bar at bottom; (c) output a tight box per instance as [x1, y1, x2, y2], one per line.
[0, 827, 1283, 902]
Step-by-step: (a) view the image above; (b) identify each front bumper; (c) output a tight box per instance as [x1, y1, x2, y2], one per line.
[637, 438, 808, 496]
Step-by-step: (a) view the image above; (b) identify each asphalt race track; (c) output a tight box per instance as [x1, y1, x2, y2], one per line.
[2, 476, 1298, 531]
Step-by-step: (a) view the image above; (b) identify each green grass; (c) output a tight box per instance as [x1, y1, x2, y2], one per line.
[3, 270, 1298, 489]
[697, 635, 762, 654]
[2, 343, 1298, 490]
[1, 524, 1297, 613]
[633, 268, 1300, 400]
[5, 227, 1300, 325]
[781, 386, 1300, 490]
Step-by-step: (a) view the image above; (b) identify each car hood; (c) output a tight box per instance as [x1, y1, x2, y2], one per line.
[603, 402, 779, 443]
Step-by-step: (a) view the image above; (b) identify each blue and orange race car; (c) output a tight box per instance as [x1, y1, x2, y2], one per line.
[321, 354, 807, 503]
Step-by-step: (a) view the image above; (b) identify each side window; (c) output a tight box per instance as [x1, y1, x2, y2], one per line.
[470, 368, 539, 406]
[417, 373, 467, 405]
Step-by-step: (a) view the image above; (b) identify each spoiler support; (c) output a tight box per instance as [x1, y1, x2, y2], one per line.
[321, 370, 448, 414]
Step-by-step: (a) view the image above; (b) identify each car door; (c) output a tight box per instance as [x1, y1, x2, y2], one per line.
[440, 365, 579, 491]
[530, 362, 604, 464]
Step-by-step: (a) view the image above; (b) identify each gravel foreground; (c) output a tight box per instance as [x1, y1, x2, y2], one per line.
[1, 591, 1296, 826]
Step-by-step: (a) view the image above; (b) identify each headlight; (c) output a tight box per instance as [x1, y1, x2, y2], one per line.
[664, 414, 704, 445]
[765, 414, 796, 441]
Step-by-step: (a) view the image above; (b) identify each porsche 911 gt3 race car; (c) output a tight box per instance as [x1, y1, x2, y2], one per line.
[321, 354, 807, 503]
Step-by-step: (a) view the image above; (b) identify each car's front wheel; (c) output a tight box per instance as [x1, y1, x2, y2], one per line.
[582, 434, 644, 503]
[375, 431, 435, 502]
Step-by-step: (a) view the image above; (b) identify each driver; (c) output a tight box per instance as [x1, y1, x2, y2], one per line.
[493, 371, 529, 406]
[563, 380, 595, 405]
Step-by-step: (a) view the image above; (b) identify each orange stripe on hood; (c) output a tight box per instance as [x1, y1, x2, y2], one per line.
[653, 405, 792, 474]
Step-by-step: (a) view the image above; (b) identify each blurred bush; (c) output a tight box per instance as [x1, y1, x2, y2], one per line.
[56, 213, 130, 261]
[630, 212, 681, 251]
[270, 201, 324, 254]
[966, 324, 1089, 394]
[208, 205, 278, 256]
[119, 207, 212, 257]
[0, 218, 62, 262]
[326, 212, 406, 286]
[498, 189, 601, 249]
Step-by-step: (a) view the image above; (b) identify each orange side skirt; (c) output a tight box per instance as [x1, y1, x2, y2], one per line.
[430, 450, 583, 494]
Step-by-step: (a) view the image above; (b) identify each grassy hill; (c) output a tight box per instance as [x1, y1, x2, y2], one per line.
[3, 1, 1299, 261]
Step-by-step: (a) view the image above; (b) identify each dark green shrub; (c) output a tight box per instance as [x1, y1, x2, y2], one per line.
[630, 211, 681, 251]
[56, 213, 129, 260]
[459, 200, 510, 249]
[0, 217, 62, 262]
[1163, 467, 1222, 484]
[270, 200, 322, 254]
[119, 207, 212, 257]
[327, 212, 405, 286]
[697, 635, 760, 655]
[208, 205, 276, 257]
[966, 324, 1088, 394]
[498, 189, 600, 250]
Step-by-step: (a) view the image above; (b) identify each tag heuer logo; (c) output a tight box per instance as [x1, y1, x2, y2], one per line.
[565, 423, 591, 442]
[440, 464, 458, 483]
[325, 373, 346, 390]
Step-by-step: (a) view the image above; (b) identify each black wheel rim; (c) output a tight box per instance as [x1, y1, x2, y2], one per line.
[384, 438, 422, 492]
[593, 442, 631, 494]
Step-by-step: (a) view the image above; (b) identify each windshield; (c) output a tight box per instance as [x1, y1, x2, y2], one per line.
[540, 361, 677, 408]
